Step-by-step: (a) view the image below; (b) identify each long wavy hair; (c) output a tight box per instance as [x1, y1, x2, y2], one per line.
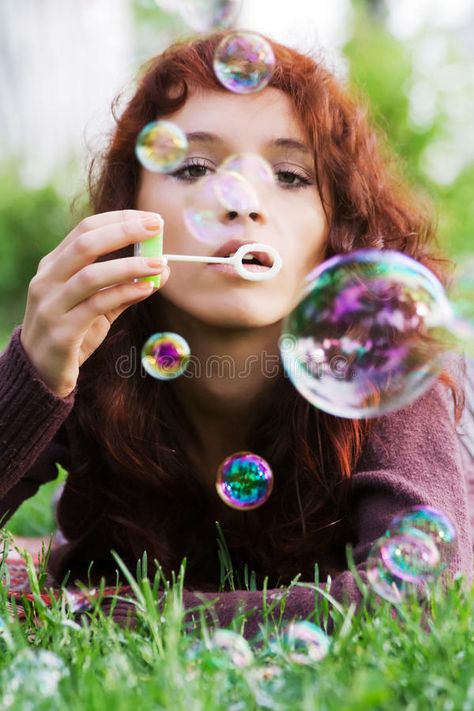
[56, 31, 462, 590]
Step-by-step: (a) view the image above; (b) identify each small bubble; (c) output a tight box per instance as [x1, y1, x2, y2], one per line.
[135, 120, 188, 173]
[213, 32, 275, 94]
[216, 451, 273, 510]
[141, 332, 191, 380]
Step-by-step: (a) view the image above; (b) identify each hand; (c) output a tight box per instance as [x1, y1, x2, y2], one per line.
[21, 210, 170, 398]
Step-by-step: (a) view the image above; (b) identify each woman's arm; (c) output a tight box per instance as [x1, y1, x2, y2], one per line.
[0, 325, 75, 520]
[101, 377, 474, 640]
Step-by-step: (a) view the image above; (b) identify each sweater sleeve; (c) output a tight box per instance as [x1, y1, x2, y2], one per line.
[174, 380, 473, 640]
[0, 325, 76, 523]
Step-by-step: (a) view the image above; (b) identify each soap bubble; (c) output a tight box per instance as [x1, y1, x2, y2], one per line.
[366, 533, 437, 604]
[1, 649, 69, 705]
[246, 665, 285, 709]
[209, 629, 254, 667]
[280, 249, 455, 418]
[213, 31, 275, 94]
[135, 120, 188, 173]
[216, 451, 273, 510]
[389, 505, 457, 565]
[183, 170, 259, 244]
[380, 528, 441, 582]
[366, 536, 419, 604]
[271, 621, 331, 665]
[178, 0, 242, 31]
[220, 153, 275, 188]
[220, 153, 276, 204]
[141, 332, 191, 380]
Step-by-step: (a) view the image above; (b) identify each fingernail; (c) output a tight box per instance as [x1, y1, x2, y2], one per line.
[142, 218, 163, 232]
[147, 257, 168, 268]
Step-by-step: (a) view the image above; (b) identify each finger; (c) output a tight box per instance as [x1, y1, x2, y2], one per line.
[44, 215, 164, 286]
[56, 256, 168, 313]
[41, 209, 162, 267]
[63, 266, 170, 334]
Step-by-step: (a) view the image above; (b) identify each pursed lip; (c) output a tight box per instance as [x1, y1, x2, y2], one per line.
[211, 239, 273, 267]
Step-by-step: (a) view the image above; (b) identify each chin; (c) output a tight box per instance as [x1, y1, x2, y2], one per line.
[160, 286, 289, 326]
[190, 304, 284, 329]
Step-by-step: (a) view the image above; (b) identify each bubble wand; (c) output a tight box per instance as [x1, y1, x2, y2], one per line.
[135, 215, 282, 286]
[164, 243, 282, 282]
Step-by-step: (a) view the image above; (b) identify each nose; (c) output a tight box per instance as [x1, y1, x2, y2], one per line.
[222, 208, 268, 225]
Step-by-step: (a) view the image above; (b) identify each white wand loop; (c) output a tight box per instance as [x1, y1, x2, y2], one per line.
[164, 242, 282, 282]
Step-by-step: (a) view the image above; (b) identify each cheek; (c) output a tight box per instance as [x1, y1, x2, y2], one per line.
[291, 210, 328, 271]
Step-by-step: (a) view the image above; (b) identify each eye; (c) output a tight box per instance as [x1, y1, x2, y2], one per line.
[275, 168, 312, 189]
[170, 159, 215, 182]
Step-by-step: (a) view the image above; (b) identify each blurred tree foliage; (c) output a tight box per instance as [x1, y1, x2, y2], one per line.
[344, 0, 474, 258]
[0, 168, 79, 348]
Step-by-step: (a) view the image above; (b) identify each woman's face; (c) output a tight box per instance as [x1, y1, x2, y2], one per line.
[136, 87, 329, 328]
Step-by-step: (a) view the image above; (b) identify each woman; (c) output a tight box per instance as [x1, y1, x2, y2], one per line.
[0, 31, 472, 638]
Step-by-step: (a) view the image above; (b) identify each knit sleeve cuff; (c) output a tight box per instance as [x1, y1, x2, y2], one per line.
[0, 325, 77, 492]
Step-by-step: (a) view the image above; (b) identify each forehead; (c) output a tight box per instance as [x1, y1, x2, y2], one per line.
[164, 87, 306, 144]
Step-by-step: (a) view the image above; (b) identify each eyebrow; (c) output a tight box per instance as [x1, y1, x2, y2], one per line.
[270, 138, 311, 155]
[185, 131, 311, 155]
[186, 131, 223, 145]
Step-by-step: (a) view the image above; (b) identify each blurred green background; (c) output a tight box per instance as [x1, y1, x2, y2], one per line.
[0, 0, 473, 351]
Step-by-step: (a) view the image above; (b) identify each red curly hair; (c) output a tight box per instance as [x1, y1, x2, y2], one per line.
[56, 31, 462, 589]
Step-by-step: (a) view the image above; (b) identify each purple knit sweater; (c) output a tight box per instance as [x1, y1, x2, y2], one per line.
[1, 324, 473, 639]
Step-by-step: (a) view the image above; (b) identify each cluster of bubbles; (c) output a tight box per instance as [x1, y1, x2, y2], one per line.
[366, 505, 457, 604]
[216, 451, 274, 510]
[0, 649, 69, 708]
[186, 622, 330, 705]
[133, 12, 472, 523]
[135, 26, 276, 178]
[280, 249, 458, 419]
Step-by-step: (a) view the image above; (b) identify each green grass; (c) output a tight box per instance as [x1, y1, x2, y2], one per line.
[0, 548, 473, 710]
[1, 487, 474, 709]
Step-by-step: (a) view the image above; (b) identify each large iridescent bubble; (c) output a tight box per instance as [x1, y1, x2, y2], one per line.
[141, 332, 190, 380]
[213, 31, 275, 94]
[135, 120, 188, 173]
[178, 0, 242, 31]
[216, 451, 273, 510]
[280, 249, 455, 418]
